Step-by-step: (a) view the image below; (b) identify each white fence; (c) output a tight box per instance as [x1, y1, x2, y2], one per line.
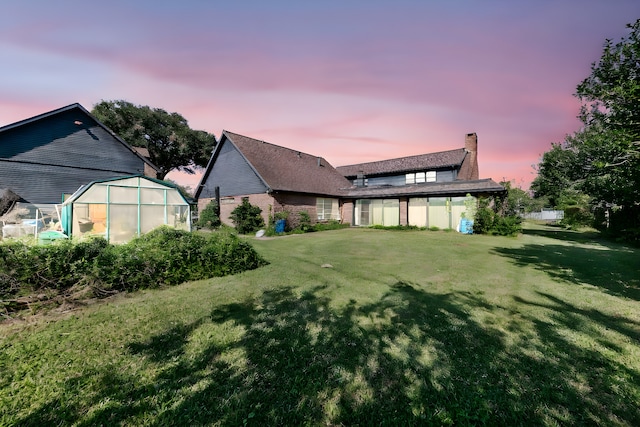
[522, 210, 564, 221]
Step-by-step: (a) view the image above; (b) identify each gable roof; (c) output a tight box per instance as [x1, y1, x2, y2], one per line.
[336, 149, 468, 178]
[0, 103, 159, 172]
[196, 131, 353, 198]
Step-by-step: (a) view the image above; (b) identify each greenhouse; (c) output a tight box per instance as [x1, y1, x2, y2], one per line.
[61, 175, 191, 243]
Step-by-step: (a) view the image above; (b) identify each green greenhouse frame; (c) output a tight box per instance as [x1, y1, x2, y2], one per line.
[61, 175, 191, 243]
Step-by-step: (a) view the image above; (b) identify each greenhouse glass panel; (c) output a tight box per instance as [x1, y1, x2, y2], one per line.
[109, 186, 138, 204]
[141, 205, 166, 233]
[165, 190, 186, 205]
[115, 177, 141, 187]
[109, 204, 139, 243]
[140, 187, 166, 204]
[71, 203, 89, 236]
[75, 184, 107, 204]
[172, 206, 190, 230]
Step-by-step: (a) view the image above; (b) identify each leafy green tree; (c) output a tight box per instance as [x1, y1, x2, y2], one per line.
[92, 100, 217, 179]
[556, 189, 594, 229]
[532, 20, 640, 236]
[576, 20, 640, 137]
[531, 143, 581, 208]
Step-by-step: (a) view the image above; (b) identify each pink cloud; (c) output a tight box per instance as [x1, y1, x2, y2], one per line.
[2, 0, 638, 193]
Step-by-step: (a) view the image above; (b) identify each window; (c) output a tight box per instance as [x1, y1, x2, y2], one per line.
[407, 171, 436, 184]
[354, 199, 399, 226]
[316, 198, 340, 221]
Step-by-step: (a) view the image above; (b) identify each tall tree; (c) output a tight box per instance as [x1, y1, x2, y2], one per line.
[573, 19, 640, 209]
[532, 20, 640, 232]
[92, 100, 217, 179]
[576, 19, 640, 137]
[530, 143, 581, 208]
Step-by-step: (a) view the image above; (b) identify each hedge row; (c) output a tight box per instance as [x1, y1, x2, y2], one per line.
[0, 227, 268, 299]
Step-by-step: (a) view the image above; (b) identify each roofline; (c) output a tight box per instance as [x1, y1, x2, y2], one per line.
[0, 103, 85, 132]
[0, 103, 161, 173]
[194, 130, 273, 199]
[221, 131, 272, 191]
[62, 174, 187, 206]
[336, 148, 466, 173]
[344, 178, 505, 199]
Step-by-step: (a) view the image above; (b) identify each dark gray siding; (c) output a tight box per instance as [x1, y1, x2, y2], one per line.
[437, 170, 455, 182]
[199, 139, 268, 198]
[367, 175, 406, 186]
[0, 162, 144, 204]
[0, 108, 148, 204]
[359, 168, 457, 187]
[0, 109, 144, 172]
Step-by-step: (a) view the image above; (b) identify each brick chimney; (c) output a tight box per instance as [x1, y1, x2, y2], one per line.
[465, 132, 477, 153]
[460, 132, 479, 180]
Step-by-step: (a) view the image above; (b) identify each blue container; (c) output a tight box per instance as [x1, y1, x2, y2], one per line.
[275, 219, 286, 233]
[459, 219, 474, 234]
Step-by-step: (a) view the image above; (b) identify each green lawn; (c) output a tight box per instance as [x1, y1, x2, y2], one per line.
[1, 224, 639, 426]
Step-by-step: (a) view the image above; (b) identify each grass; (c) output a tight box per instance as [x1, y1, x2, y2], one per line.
[1, 223, 639, 425]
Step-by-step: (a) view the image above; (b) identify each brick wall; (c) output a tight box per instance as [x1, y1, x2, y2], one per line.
[399, 198, 408, 226]
[341, 200, 353, 226]
[198, 193, 276, 227]
[199, 192, 353, 229]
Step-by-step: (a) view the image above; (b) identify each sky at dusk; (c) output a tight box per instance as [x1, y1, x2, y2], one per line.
[1, 1, 639, 191]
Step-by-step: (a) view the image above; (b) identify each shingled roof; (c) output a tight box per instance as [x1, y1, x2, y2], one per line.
[336, 149, 468, 178]
[222, 131, 353, 196]
[346, 178, 505, 198]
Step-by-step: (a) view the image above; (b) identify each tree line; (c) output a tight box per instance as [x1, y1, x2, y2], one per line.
[531, 19, 640, 241]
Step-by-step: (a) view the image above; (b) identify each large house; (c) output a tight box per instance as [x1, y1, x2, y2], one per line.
[196, 131, 505, 229]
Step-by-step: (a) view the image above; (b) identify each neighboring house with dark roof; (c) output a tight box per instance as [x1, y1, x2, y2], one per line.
[195, 131, 352, 227]
[196, 131, 505, 229]
[0, 103, 159, 217]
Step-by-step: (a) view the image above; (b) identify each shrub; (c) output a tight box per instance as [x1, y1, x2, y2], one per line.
[89, 227, 268, 292]
[473, 206, 495, 235]
[230, 198, 265, 234]
[370, 225, 420, 231]
[0, 227, 268, 304]
[560, 205, 594, 230]
[313, 220, 349, 232]
[197, 200, 221, 229]
[0, 237, 110, 297]
[297, 211, 312, 232]
[491, 215, 522, 237]
[473, 197, 522, 236]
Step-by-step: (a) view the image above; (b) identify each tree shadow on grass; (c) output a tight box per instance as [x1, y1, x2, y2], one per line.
[522, 225, 604, 246]
[15, 283, 640, 426]
[492, 239, 640, 301]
